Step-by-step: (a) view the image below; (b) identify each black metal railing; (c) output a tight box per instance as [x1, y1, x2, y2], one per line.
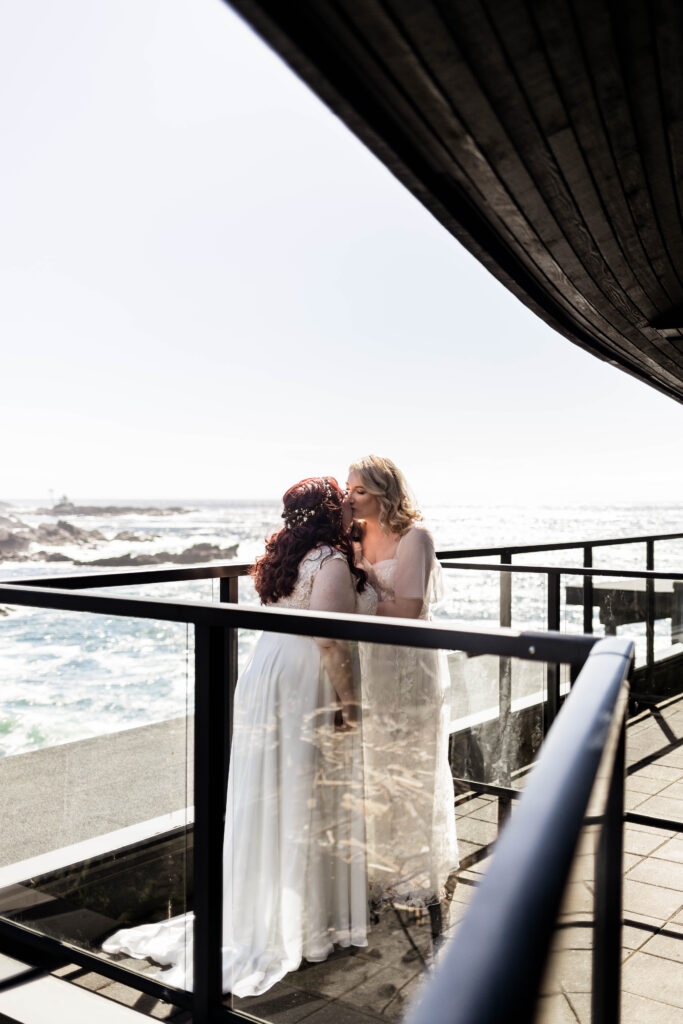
[436, 531, 683, 691]
[439, 561, 683, 683]
[435, 529, 683, 564]
[0, 569, 600, 1024]
[0, 532, 680, 1023]
[406, 636, 633, 1024]
[436, 556, 683, 829]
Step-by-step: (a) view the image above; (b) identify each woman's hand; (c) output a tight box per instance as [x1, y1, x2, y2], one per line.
[334, 703, 359, 732]
[339, 699, 359, 730]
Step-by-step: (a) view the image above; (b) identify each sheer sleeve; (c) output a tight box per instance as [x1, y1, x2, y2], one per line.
[394, 526, 436, 602]
[309, 554, 355, 614]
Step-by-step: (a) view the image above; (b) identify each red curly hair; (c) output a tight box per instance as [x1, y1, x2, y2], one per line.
[252, 477, 367, 604]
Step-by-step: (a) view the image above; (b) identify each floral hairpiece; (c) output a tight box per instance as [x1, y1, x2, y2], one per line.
[282, 506, 318, 529]
[282, 480, 339, 529]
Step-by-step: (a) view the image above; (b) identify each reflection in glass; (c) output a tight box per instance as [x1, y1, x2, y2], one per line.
[233, 635, 459, 1022]
[227, 646, 545, 1022]
[360, 641, 457, 910]
[0, 608, 191, 986]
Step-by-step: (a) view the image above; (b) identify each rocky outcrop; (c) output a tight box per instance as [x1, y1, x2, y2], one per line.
[113, 531, 157, 542]
[0, 530, 31, 559]
[0, 515, 28, 530]
[38, 501, 190, 517]
[0, 509, 238, 568]
[0, 520, 108, 561]
[31, 520, 105, 545]
[74, 542, 239, 568]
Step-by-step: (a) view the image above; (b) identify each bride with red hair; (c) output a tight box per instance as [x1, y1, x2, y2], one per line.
[104, 477, 376, 997]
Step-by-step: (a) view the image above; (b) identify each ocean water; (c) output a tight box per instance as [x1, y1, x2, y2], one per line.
[0, 498, 681, 757]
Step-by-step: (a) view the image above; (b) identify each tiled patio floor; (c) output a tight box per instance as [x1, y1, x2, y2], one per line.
[538, 692, 683, 1023]
[2, 694, 681, 1024]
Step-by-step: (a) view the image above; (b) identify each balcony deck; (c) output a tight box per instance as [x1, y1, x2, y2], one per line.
[0, 693, 680, 1024]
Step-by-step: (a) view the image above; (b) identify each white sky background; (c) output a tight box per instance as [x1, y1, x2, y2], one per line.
[1, 0, 681, 506]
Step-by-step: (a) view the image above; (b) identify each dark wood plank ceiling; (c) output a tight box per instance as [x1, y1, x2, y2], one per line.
[228, 0, 683, 403]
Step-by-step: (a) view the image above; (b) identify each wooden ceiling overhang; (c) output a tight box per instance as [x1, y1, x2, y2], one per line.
[228, 0, 683, 403]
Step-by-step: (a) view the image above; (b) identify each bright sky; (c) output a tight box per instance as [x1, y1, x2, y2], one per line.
[1, 0, 681, 505]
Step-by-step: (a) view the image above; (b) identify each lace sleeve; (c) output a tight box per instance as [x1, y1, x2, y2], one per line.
[309, 553, 355, 614]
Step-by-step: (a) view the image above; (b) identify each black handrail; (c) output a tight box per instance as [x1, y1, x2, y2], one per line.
[406, 636, 633, 1024]
[435, 530, 683, 560]
[440, 562, 683, 580]
[0, 561, 253, 589]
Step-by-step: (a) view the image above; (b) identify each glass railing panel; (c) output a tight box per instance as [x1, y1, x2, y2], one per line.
[438, 567, 501, 631]
[442, 566, 551, 761]
[235, 578, 260, 675]
[561, 572, 593, 636]
[224, 631, 460, 1021]
[450, 651, 547, 796]
[592, 541, 646, 572]
[562, 569, 683, 674]
[97, 575, 219, 603]
[218, 629, 549, 1023]
[0, 606, 192, 993]
[652, 536, 683, 572]
[439, 566, 549, 637]
[514, 547, 584, 569]
[508, 570, 548, 634]
[507, 573, 551, 731]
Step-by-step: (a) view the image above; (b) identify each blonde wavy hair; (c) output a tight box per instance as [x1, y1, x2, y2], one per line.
[348, 455, 422, 535]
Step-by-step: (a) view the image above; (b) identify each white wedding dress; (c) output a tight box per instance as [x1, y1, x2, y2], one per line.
[359, 525, 458, 908]
[103, 545, 377, 997]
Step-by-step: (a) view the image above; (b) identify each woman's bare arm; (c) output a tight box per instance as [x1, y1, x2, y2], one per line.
[376, 596, 423, 618]
[309, 557, 358, 728]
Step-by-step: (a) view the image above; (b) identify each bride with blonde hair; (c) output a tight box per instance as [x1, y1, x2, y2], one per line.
[345, 455, 458, 911]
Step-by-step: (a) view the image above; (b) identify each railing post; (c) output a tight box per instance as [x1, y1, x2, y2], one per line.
[220, 576, 239, 807]
[546, 571, 561, 729]
[592, 717, 625, 1024]
[570, 546, 594, 687]
[646, 541, 655, 686]
[498, 552, 512, 825]
[583, 545, 593, 635]
[194, 625, 229, 1022]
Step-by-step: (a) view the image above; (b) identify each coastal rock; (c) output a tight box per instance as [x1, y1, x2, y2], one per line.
[170, 543, 239, 565]
[0, 515, 28, 530]
[113, 531, 156, 542]
[28, 520, 105, 546]
[33, 551, 72, 562]
[37, 501, 191, 517]
[0, 530, 31, 558]
[75, 542, 239, 568]
[0, 520, 106, 562]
